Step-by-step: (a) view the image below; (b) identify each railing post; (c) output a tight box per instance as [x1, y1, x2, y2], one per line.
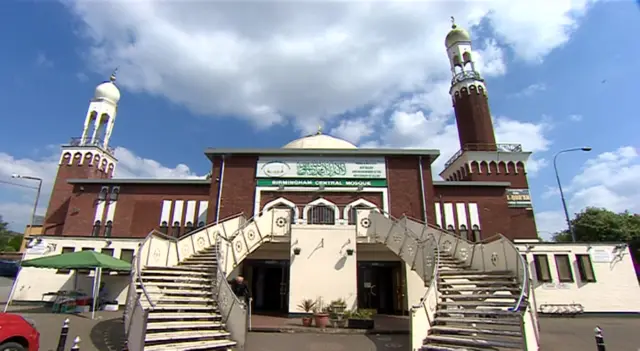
[56, 318, 70, 351]
[594, 326, 606, 351]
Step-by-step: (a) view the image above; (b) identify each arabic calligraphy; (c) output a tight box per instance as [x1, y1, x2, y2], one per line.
[296, 162, 347, 177]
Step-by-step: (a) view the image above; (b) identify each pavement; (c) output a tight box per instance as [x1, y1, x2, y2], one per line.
[246, 333, 407, 351]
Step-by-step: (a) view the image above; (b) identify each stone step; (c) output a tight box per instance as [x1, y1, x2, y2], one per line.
[142, 269, 213, 277]
[440, 294, 517, 301]
[153, 295, 213, 304]
[147, 312, 222, 321]
[424, 335, 523, 349]
[438, 280, 519, 287]
[439, 270, 512, 277]
[439, 301, 516, 307]
[138, 288, 212, 296]
[145, 304, 217, 311]
[435, 309, 520, 318]
[145, 265, 211, 272]
[144, 338, 236, 351]
[146, 320, 223, 330]
[439, 287, 521, 293]
[141, 275, 211, 283]
[430, 325, 522, 337]
[145, 329, 230, 342]
[435, 317, 521, 326]
[439, 274, 515, 280]
[139, 281, 212, 288]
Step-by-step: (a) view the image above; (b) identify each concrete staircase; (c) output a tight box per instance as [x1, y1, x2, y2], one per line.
[423, 251, 525, 351]
[137, 246, 236, 351]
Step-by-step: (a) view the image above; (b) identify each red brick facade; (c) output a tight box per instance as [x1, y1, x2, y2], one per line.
[452, 86, 496, 149]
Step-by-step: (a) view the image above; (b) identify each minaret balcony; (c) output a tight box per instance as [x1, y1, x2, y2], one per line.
[444, 143, 524, 169]
[451, 70, 483, 85]
[67, 137, 115, 155]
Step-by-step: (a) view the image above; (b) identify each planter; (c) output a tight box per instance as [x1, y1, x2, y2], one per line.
[348, 318, 374, 329]
[314, 313, 330, 328]
[330, 318, 347, 328]
[302, 316, 313, 327]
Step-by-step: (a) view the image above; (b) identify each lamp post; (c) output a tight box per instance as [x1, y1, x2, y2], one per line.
[553, 147, 592, 242]
[4, 174, 43, 313]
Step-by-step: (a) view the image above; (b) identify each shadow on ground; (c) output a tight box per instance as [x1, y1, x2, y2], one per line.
[90, 316, 125, 351]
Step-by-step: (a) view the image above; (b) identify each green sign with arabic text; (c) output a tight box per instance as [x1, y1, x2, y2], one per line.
[256, 179, 387, 188]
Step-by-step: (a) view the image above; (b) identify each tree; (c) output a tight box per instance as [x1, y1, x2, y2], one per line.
[0, 215, 24, 252]
[552, 207, 640, 243]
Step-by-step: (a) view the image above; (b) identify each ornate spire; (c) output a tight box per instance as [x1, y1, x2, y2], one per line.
[109, 68, 118, 83]
[451, 16, 456, 29]
[316, 124, 323, 135]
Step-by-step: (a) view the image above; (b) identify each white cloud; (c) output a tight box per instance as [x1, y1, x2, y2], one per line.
[535, 146, 640, 238]
[35, 52, 53, 68]
[0, 147, 202, 231]
[569, 114, 583, 122]
[63, 0, 596, 129]
[509, 83, 547, 98]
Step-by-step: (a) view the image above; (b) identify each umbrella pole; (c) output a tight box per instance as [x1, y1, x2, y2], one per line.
[91, 268, 100, 320]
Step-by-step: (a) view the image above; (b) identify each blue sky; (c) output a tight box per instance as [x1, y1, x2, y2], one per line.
[1, 1, 639, 237]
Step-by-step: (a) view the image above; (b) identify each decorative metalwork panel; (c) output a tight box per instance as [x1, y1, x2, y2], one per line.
[196, 237, 206, 250]
[451, 70, 483, 85]
[306, 205, 336, 225]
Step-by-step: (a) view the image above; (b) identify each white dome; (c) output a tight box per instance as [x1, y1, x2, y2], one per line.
[445, 25, 471, 48]
[283, 133, 357, 149]
[94, 80, 121, 104]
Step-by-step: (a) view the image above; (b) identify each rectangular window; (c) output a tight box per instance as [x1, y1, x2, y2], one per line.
[56, 247, 76, 274]
[533, 254, 552, 283]
[101, 248, 114, 257]
[554, 254, 574, 283]
[576, 254, 596, 282]
[120, 249, 134, 263]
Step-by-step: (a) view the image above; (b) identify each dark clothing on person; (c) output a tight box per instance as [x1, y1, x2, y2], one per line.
[229, 280, 251, 303]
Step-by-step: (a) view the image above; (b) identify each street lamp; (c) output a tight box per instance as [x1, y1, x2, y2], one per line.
[4, 174, 43, 313]
[553, 147, 592, 243]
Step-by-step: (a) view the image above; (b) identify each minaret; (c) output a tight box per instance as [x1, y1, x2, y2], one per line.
[440, 19, 531, 184]
[446, 17, 496, 150]
[43, 72, 120, 235]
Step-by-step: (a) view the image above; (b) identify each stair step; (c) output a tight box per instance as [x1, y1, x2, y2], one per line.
[145, 304, 217, 311]
[139, 281, 212, 288]
[440, 294, 517, 301]
[154, 295, 213, 303]
[435, 309, 520, 317]
[438, 281, 519, 287]
[146, 321, 223, 330]
[141, 275, 210, 282]
[422, 344, 488, 351]
[145, 265, 211, 272]
[439, 301, 515, 307]
[435, 317, 521, 326]
[439, 287, 521, 293]
[138, 289, 212, 296]
[425, 335, 523, 349]
[439, 270, 512, 276]
[144, 338, 236, 351]
[430, 325, 522, 337]
[439, 274, 515, 280]
[142, 269, 213, 276]
[145, 329, 230, 342]
[147, 312, 222, 320]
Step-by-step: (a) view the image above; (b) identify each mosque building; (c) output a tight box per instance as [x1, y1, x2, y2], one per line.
[12, 21, 639, 351]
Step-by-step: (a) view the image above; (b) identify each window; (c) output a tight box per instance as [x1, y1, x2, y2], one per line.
[104, 221, 113, 238]
[159, 221, 168, 234]
[348, 205, 371, 225]
[120, 249, 134, 263]
[576, 254, 596, 282]
[56, 247, 76, 274]
[92, 221, 101, 237]
[307, 205, 335, 225]
[101, 248, 114, 257]
[198, 221, 205, 228]
[172, 221, 181, 237]
[98, 186, 109, 201]
[459, 225, 468, 241]
[109, 186, 120, 201]
[554, 254, 574, 283]
[471, 225, 481, 242]
[533, 254, 552, 282]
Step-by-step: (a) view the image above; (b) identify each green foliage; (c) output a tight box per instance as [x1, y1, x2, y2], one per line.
[552, 207, 640, 243]
[0, 215, 23, 252]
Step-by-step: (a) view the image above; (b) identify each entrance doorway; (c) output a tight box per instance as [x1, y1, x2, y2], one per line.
[243, 260, 290, 314]
[357, 261, 403, 315]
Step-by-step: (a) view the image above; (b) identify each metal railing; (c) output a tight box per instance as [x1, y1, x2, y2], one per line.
[67, 137, 115, 155]
[443, 142, 524, 169]
[451, 70, 483, 85]
[123, 243, 149, 351]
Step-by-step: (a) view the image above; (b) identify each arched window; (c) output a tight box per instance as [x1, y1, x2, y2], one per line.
[459, 224, 468, 241]
[92, 220, 101, 237]
[104, 220, 113, 238]
[198, 221, 205, 228]
[343, 199, 378, 225]
[159, 221, 169, 234]
[172, 221, 181, 237]
[307, 204, 335, 225]
[447, 224, 456, 235]
[263, 197, 298, 223]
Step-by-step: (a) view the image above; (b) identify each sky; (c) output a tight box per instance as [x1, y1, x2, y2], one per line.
[1, 0, 639, 240]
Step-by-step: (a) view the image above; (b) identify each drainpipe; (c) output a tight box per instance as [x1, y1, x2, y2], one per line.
[215, 156, 226, 224]
[418, 156, 428, 222]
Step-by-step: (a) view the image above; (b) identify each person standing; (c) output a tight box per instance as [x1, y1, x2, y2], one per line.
[229, 276, 251, 304]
